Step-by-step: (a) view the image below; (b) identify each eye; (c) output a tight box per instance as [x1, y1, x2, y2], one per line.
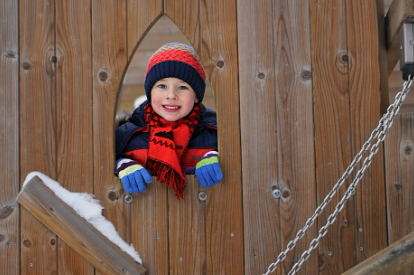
[156, 84, 167, 89]
[178, 85, 189, 90]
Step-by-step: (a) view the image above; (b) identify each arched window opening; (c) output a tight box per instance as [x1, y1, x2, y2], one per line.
[117, 16, 215, 117]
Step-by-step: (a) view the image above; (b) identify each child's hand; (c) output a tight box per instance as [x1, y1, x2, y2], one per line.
[116, 158, 152, 193]
[195, 151, 223, 187]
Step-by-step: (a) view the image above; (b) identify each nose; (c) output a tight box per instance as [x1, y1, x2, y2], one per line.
[165, 87, 177, 100]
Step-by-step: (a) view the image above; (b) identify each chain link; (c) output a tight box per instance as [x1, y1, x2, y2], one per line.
[263, 76, 413, 275]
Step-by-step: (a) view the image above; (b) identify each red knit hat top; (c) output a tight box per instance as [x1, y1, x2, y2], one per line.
[144, 43, 206, 103]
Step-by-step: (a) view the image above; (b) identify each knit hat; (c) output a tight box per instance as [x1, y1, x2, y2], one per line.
[144, 43, 206, 103]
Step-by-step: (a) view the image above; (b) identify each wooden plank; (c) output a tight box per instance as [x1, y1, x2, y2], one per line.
[126, 0, 163, 59]
[90, 2, 133, 275]
[168, 176, 206, 274]
[0, 0, 19, 274]
[310, 0, 357, 273]
[125, 2, 169, 274]
[165, 0, 200, 50]
[376, 0, 390, 113]
[341, 230, 414, 275]
[237, 0, 280, 272]
[131, 180, 169, 274]
[161, 6, 208, 272]
[271, 0, 317, 274]
[346, 0, 387, 264]
[199, 0, 244, 274]
[19, 0, 58, 274]
[91, 0, 129, 246]
[167, 0, 244, 273]
[16, 176, 147, 275]
[238, 0, 317, 274]
[385, 0, 414, 74]
[385, 113, 414, 275]
[55, 0, 94, 273]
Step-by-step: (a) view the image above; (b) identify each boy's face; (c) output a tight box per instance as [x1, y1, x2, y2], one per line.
[151, 77, 198, 121]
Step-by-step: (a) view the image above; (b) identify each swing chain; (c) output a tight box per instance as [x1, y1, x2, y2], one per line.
[264, 76, 413, 275]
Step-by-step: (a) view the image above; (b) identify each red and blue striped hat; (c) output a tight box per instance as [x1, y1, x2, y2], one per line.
[144, 43, 206, 103]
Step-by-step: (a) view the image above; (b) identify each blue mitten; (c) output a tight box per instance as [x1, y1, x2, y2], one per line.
[116, 158, 152, 193]
[195, 151, 223, 187]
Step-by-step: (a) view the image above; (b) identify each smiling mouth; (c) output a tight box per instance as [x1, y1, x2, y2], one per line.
[163, 105, 180, 110]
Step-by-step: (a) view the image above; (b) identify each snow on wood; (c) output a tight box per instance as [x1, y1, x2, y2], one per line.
[17, 172, 146, 274]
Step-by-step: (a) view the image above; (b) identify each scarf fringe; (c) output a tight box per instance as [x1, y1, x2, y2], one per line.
[146, 158, 186, 199]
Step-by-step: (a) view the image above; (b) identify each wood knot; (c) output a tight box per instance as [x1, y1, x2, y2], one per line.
[0, 205, 15, 220]
[22, 62, 31, 70]
[394, 182, 402, 191]
[98, 70, 109, 82]
[50, 56, 58, 63]
[23, 239, 32, 247]
[282, 190, 290, 198]
[50, 238, 56, 246]
[300, 70, 312, 80]
[108, 190, 118, 201]
[318, 252, 326, 271]
[216, 60, 225, 68]
[405, 145, 412, 155]
[335, 52, 350, 75]
[258, 72, 265, 79]
[4, 50, 18, 59]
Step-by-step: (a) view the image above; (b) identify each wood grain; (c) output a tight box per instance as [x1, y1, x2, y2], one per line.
[347, 0, 387, 264]
[238, 0, 317, 274]
[126, 0, 163, 58]
[341, 230, 414, 275]
[272, 1, 317, 274]
[167, 0, 244, 273]
[168, 176, 206, 274]
[310, 0, 357, 273]
[385, 113, 414, 275]
[91, 1, 130, 275]
[199, 0, 244, 274]
[17, 176, 147, 275]
[125, 2, 170, 274]
[131, 180, 169, 274]
[55, 0, 94, 273]
[165, 0, 200, 50]
[0, 1, 19, 274]
[238, 0, 280, 272]
[19, 0, 58, 274]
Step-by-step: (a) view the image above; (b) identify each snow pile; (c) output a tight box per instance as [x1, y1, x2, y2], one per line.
[23, 171, 142, 264]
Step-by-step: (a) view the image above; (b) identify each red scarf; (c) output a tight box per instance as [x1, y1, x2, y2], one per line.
[144, 103, 201, 199]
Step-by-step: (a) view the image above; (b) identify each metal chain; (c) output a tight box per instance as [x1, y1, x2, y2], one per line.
[263, 76, 413, 275]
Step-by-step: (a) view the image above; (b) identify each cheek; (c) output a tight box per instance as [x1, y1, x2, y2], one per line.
[185, 96, 196, 107]
[150, 92, 161, 105]
[189, 93, 198, 103]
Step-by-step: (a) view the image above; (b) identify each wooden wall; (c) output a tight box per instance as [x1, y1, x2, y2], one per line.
[385, 113, 414, 275]
[2, 0, 414, 274]
[0, 0, 19, 274]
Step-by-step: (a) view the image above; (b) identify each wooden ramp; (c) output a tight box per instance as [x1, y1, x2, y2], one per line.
[342, 231, 414, 275]
[16, 175, 147, 275]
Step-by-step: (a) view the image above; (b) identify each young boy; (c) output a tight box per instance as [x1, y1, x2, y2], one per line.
[115, 43, 222, 199]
